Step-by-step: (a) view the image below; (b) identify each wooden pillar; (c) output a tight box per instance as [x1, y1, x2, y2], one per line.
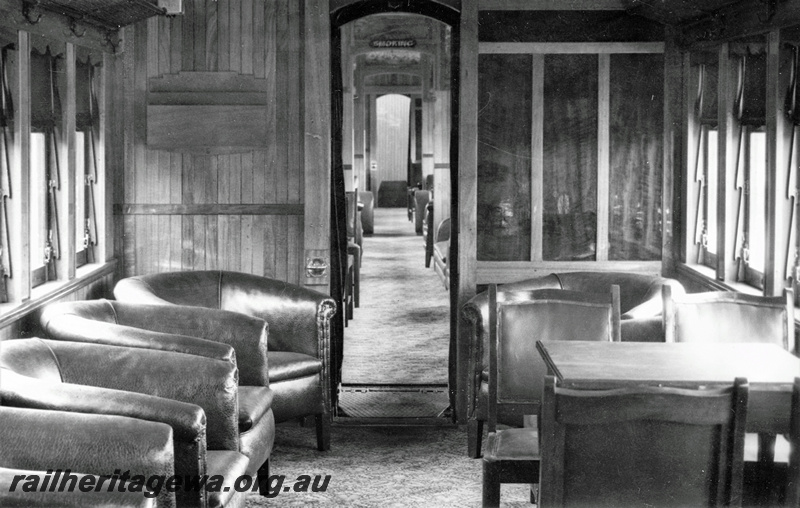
[456, 0, 478, 424]
[422, 56, 435, 185]
[303, 0, 331, 292]
[718, 43, 740, 282]
[60, 43, 76, 281]
[663, 27, 685, 275]
[368, 93, 378, 192]
[434, 89, 450, 222]
[353, 92, 366, 191]
[765, 29, 793, 295]
[10, 29, 30, 302]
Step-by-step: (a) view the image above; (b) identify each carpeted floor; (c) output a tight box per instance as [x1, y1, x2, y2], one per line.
[341, 207, 450, 385]
[244, 423, 533, 508]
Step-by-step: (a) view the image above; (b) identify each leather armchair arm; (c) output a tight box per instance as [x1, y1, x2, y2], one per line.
[22, 339, 239, 452]
[1, 369, 207, 497]
[220, 274, 337, 359]
[109, 302, 269, 387]
[1, 368, 204, 442]
[0, 407, 175, 508]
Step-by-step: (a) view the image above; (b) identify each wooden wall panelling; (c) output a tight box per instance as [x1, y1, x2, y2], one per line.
[275, 0, 289, 203]
[288, 0, 303, 204]
[206, 0, 218, 72]
[229, 0, 241, 72]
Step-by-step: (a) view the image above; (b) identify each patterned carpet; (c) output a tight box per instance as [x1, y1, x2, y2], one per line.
[244, 423, 533, 508]
[341, 207, 450, 385]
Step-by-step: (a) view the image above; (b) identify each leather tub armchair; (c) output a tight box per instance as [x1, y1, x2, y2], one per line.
[0, 406, 173, 508]
[0, 338, 251, 508]
[39, 299, 275, 486]
[113, 270, 337, 451]
[461, 271, 685, 458]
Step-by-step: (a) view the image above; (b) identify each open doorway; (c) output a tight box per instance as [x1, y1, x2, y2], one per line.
[330, 5, 458, 421]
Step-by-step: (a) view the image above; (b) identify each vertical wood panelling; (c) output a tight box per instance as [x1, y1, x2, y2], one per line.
[206, 0, 218, 72]
[218, 0, 230, 71]
[120, 0, 307, 285]
[229, 0, 242, 73]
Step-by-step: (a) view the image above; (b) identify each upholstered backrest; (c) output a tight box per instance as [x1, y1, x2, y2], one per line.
[436, 218, 451, 243]
[115, 271, 223, 309]
[540, 377, 748, 508]
[40, 300, 238, 367]
[556, 271, 684, 316]
[487, 286, 620, 429]
[115, 270, 336, 358]
[664, 287, 795, 353]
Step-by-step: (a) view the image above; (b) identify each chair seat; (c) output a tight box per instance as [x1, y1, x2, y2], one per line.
[206, 450, 250, 508]
[268, 351, 322, 383]
[238, 386, 274, 432]
[484, 428, 539, 462]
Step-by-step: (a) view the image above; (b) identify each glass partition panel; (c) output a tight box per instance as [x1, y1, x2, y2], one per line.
[543, 54, 597, 261]
[609, 53, 663, 260]
[477, 54, 532, 261]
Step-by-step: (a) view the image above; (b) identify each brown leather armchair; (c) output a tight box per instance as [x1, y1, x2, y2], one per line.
[461, 271, 685, 458]
[0, 338, 250, 508]
[0, 406, 171, 508]
[113, 270, 337, 451]
[39, 299, 275, 487]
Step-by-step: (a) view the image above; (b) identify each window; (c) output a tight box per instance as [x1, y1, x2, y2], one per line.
[29, 44, 63, 287]
[75, 55, 101, 267]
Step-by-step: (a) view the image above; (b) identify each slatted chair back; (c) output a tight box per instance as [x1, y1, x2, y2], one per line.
[539, 376, 749, 508]
[486, 284, 620, 433]
[663, 286, 795, 354]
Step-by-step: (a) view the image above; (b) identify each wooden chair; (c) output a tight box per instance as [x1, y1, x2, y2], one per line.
[539, 376, 749, 508]
[662, 285, 794, 353]
[663, 285, 794, 502]
[482, 284, 620, 507]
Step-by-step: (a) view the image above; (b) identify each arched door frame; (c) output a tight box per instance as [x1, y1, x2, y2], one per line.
[329, 0, 462, 419]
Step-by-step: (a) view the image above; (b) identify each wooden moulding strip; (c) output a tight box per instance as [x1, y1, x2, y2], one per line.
[115, 204, 305, 215]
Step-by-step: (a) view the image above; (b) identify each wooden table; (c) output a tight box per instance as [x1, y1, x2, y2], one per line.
[536, 341, 800, 434]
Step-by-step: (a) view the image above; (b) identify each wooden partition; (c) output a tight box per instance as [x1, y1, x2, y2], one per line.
[119, 0, 309, 285]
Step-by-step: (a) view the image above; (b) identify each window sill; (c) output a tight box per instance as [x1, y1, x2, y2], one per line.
[677, 263, 762, 296]
[0, 260, 116, 330]
[677, 263, 800, 329]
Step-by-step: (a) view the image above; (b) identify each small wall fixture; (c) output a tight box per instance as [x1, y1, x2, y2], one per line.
[157, 0, 184, 16]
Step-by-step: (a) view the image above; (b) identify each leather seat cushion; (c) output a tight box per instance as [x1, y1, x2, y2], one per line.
[238, 386, 274, 432]
[239, 408, 275, 477]
[206, 450, 250, 508]
[484, 428, 539, 461]
[268, 352, 322, 383]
